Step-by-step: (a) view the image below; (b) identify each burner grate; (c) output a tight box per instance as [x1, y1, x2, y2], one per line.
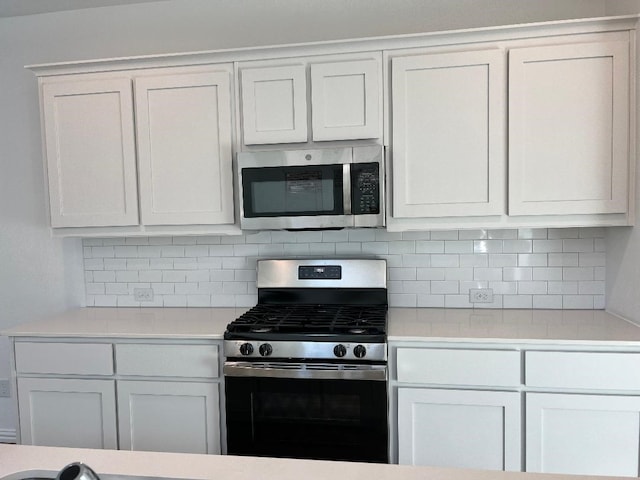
[227, 304, 387, 336]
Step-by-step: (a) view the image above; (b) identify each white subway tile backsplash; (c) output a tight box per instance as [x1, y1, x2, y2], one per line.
[548, 253, 579, 267]
[504, 295, 533, 309]
[431, 281, 459, 294]
[389, 241, 416, 254]
[460, 254, 488, 268]
[83, 227, 606, 309]
[417, 268, 446, 281]
[474, 268, 503, 281]
[488, 229, 517, 239]
[474, 240, 503, 254]
[488, 254, 517, 268]
[518, 254, 547, 267]
[431, 230, 459, 240]
[402, 254, 431, 267]
[458, 229, 488, 240]
[503, 240, 532, 254]
[533, 240, 563, 253]
[533, 295, 563, 309]
[417, 294, 445, 307]
[563, 239, 594, 252]
[563, 295, 594, 309]
[415, 240, 444, 254]
[503, 267, 532, 282]
[431, 255, 459, 268]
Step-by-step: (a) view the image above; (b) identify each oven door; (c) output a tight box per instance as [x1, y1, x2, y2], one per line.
[224, 362, 388, 463]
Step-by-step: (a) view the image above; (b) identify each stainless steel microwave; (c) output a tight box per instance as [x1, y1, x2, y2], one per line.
[237, 146, 384, 230]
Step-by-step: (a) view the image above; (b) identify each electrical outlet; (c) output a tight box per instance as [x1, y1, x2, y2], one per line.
[0, 379, 10, 398]
[469, 288, 494, 303]
[133, 288, 154, 302]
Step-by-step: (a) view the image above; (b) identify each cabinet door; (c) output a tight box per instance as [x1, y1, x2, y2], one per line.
[526, 393, 640, 477]
[311, 58, 380, 141]
[135, 70, 234, 225]
[240, 64, 307, 144]
[117, 380, 220, 454]
[42, 78, 139, 227]
[391, 49, 505, 218]
[17, 377, 117, 449]
[398, 388, 521, 471]
[509, 41, 630, 215]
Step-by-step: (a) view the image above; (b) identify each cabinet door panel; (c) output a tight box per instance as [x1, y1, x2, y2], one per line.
[42, 78, 139, 227]
[526, 393, 640, 477]
[118, 380, 220, 454]
[135, 70, 234, 225]
[311, 58, 380, 141]
[391, 49, 505, 218]
[240, 65, 307, 144]
[17, 378, 117, 449]
[509, 41, 629, 215]
[398, 388, 521, 471]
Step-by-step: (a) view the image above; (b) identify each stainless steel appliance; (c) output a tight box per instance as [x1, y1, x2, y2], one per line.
[237, 146, 384, 230]
[223, 258, 388, 463]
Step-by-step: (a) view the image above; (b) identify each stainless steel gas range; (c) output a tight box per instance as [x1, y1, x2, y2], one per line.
[223, 258, 388, 463]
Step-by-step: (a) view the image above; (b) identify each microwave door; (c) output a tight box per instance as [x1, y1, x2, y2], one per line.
[240, 163, 352, 230]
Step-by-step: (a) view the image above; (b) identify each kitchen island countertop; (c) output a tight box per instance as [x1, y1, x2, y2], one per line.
[0, 444, 628, 480]
[3, 307, 640, 346]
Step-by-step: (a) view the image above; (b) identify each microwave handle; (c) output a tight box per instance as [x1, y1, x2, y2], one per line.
[343, 164, 352, 215]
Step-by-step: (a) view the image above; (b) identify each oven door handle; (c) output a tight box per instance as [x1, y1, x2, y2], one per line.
[223, 361, 387, 381]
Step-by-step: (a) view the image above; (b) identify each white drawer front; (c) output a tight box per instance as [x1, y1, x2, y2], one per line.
[15, 342, 114, 375]
[396, 348, 521, 387]
[526, 351, 640, 391]
[115, 344, 219, 378]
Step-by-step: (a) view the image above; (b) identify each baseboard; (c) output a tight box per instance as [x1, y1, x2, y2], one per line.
[0, 428, 16, 443]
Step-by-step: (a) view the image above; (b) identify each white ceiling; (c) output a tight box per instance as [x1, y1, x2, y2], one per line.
[0, 0, 168, 17]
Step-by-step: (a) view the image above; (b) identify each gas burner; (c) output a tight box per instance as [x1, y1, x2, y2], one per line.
[349, 328, 367, 334]
[250, 326, 273, 333]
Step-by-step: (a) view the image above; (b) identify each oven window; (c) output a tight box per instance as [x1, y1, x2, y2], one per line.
[225, 376, 388, 463]
[242, 165, 344, 218]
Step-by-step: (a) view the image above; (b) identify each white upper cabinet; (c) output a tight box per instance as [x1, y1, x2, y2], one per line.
[390, 49, 505, 218]
[240, 64, 308, 144]
[310, 59, 380, 141]
[134, 69, 234, 225]
[42, 77, 139, 227]
[38, 65, 237, 233]
[509, 41, 630, 216]
[238, 53, 382, 146]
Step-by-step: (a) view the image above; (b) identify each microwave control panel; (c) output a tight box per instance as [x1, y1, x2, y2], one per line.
[351, 163, 380, 215]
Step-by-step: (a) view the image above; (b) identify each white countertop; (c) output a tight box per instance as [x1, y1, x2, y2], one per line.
[387, 308, 640, 345]
[3, 307, 640, 346]
[0, 444, 626, 480]
[0, 307, 247, 339]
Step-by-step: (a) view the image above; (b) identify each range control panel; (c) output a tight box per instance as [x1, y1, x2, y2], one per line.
[298, 265, 342, 280]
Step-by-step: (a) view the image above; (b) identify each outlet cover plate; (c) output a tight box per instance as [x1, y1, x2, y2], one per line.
[133, 288, 154, 302]
[469, 288, 494, 303]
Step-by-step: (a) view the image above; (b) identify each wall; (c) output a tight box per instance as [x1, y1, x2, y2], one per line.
[605, 0, 640, 322]
[0, 0, 609, 439]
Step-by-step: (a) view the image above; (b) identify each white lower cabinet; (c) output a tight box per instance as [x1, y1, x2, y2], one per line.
[526, 393, 640, 477]
[17, 377, 117, 449]
[13, 339, 222, 454]
[398, 388, 521, 471]
[117, 380, 220, 454]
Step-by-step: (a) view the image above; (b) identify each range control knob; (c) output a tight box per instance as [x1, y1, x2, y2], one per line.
[239, 343, 254, 356]
[333, 344, 347, 358]
[259, 343, 273, 357]
[353, 344, 367, 359]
